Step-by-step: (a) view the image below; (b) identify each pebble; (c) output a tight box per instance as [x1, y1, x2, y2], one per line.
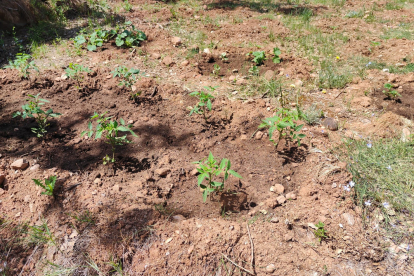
[270, 217, 279, 223]
[322, 117, 339, 131]
[266, 264, 276, 273]
[171, 37, 182, 46]
[286, 192, 297, 200]
[276, 195, 286, 205]
[255, 131, 264, 140]
[342, 213, 355, 226]
[113, 185, 120, 192]
[30, 164, 40, 171]
[11, 159, 29, 170]
[155, 168, 171, 177]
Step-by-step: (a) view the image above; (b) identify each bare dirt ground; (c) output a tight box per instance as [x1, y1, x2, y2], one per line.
[1, 0, 414, 275]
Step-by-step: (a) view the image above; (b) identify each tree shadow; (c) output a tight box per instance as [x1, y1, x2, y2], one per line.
[207, 0, 327, 14]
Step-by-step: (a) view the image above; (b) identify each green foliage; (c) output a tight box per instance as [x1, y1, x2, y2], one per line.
[69, 210, 95, 225]
[122, 0, 132, 12]
[300, 104, 324, 125]
[248, 65, 259, 76]
[272, 47, 282, 64]
[111, 66, 143, 89]
[193, 152, 242, 202]
[115, 22, 147, 48]
[4, 53, 39, 78]
[81, 112, 138, 164]
[65, 63, 92, 89]
[250, 51, 266, 65]
[314, 222, 327, 242]
[26, 220, 55, 246]
[318, 60, 352, 89]
[189, 86, 217, 121]
[213, 64, 221, 76]
[33, 176, 57, 197]
[259, 108, 306, 146]
[382, 83, 401, 99]
[220, 52, 229, 61]
[13, 93, 61, 137]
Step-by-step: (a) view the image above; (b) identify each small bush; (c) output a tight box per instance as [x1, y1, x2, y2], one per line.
[33, 176, 57, 197]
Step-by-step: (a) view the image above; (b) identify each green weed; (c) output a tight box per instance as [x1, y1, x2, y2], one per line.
[272, 47, 282, 64]
[318, 60, 352, 89]
[26, 220, 55, 246]
[13, 93, 61, 137]
[314, 222, 327, 242]
[81, 112, 137, 164]
[4, 53, 38, 79]
[33, 176, 57, 197]
[193, 152, 242, 202]
[249, 51, 266, 65]
[382, 83, 401, 99]
[111, 66, 143, 90]
[65, 63, 92, 89]
[189, 86, 216, 121]
[300, 104, 324, 125]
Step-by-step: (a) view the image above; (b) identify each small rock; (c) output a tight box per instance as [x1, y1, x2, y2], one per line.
[29, 203, 34, 212]
[155, 168, 171, 177]
[322, 117, 339, 131]
[236, 78, 247, 85]
[181, 60, 190, 66]
[255, 131, 264, 140]
[54, 77, 61, 82]
[351, 96, 372, 108]
[294, 79, 303, 87]
[190, 168, 199, 176]
[94, 178, 102, 186]
[272, 184, 285, 194]
[342, 213, 355, 226]
[401, 128, 410, 142]
[286, 192, 297, 200]
[229, 75, 236, 81]
[264, 70, 274, 81]
[0, 188, 4, 196]
[30, 164, 40, 171]
[276, 195, 286, 205]
[240, 134, 248, 140]
[172, 214, 186, 222]
[15, 212, 21, 217]
[266, 264, 276, 273]
[162, 56, 174, 66]
[152, 53, 161, 59]
[61, 73, 68, 80]
[14, 128, 19, 132]
[331, 183, 337, 188]
[113, 185, 120, 192]
[265, 198, 276, 209]
[270, 217, 279, 223]
[203, 48, 211, 54]
[188, 245, 194, 254]
[307, 223, 317, 229]
[284, 232, 294, 241]
[11, 159, 29, 170]
[299, 186, 316, 197]
[171, 37, 182, 46]
[24, 195, 31, 203]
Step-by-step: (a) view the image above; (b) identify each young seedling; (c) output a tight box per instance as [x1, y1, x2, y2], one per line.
[33, 176, 57, 197]
[213, 64, 221, 76]
[382, 83, 401, 99]
[249, 51, 266, 65]
[13, 93, 61, 137]
[111, 66, 143, 89]
[193, 152, 242, 202]
[272, 47, 282, 64]
[65, 63, 92, 90]
[249, 65, 259, 76]
[4, 53, 39, 79]
[81, 112, 137, 164]
[259, 108, 306, 147]
[220, 52, 229, 62]
[115, 22, 147, 47]
[314, 222, 327, 243]
[189, 86, 217, 121]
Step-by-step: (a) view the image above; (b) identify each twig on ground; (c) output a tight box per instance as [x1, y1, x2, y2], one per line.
[221, 254, 254, 275]
[247, 223, 255, 274]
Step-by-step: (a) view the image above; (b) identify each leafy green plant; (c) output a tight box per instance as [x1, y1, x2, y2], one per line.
[189, 86, 217, 121]
[220, 52, 229, 62]
[272, 47, 282, 64]
[111, 66, 143, 89]
[213, 64, 221, 76]
[81, 112, 138, 164]
[115, 23, 147, 48]
[249, 65, 259, 76]
[65, 63, 92, 89]
[4, 53, 39, 78]
[382, 83, 401, 99]
[33, 176, 57, 197]
[193, 152, 242, 202]
[250, 51, 266, 65]
[259, 108, 306, 146]
[122, 0, 132, 12]
[314, 222, 327, 243]
[13, 93, 61, 137]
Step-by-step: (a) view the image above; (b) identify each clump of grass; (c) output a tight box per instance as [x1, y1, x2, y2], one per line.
[343, 138, 414, 223]
[240, 76, 283, 98]
[318, 60, 352, 89]
[300, 104, 324, 125]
